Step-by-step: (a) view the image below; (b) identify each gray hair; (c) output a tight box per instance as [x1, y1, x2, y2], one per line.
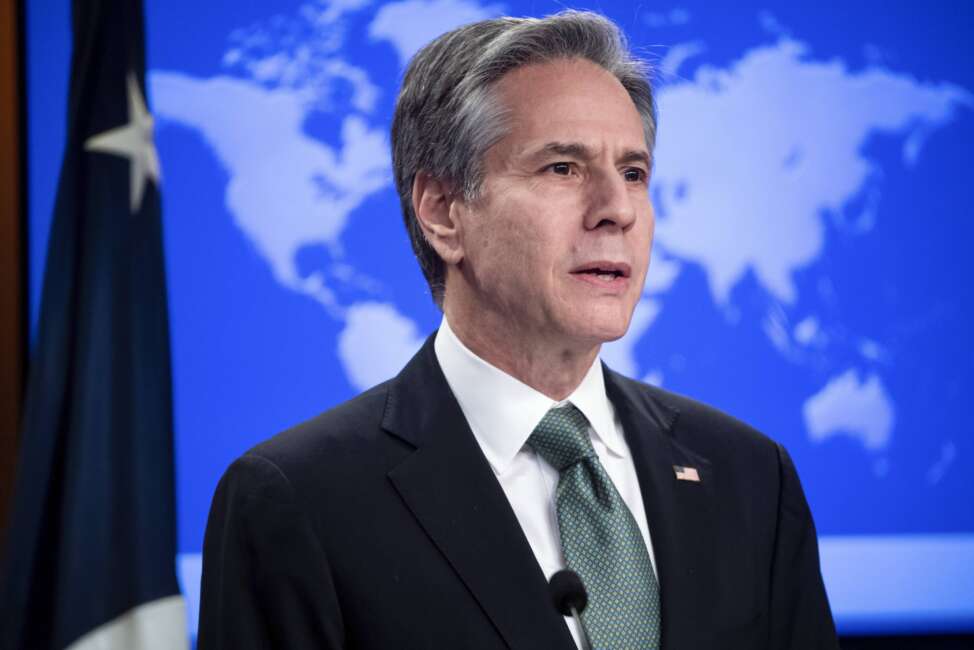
[391, 10, 657, 306]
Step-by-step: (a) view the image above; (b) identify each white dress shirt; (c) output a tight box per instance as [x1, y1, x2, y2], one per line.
[434, 317, 657, 649]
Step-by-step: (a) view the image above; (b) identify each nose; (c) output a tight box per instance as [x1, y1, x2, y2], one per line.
[583, 168, 638, 232]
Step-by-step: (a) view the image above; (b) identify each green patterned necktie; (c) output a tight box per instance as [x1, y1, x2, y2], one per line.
[528, 404, 661, 649]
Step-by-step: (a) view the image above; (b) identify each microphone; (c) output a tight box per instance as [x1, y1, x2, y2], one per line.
[548, 569, 592, 648]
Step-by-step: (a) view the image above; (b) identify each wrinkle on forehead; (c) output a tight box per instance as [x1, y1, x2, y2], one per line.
[488, 59, 647, 159]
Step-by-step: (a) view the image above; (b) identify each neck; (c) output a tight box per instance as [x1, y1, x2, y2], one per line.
[443, 300, 600, 402]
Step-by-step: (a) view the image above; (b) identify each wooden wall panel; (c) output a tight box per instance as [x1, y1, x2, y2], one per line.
[0, 0, 25, 548]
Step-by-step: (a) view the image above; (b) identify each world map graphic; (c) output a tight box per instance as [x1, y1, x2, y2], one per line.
[106, 0, 973, 634]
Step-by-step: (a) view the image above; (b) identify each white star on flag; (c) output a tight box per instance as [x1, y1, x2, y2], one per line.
[85, 72, 161, 212]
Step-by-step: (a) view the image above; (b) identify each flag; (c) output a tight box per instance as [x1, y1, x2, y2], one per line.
[0, 0, 187, 647]
[673, 465, 701, 482]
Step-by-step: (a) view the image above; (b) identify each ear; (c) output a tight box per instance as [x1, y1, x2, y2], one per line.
[412, 172, 464, 266]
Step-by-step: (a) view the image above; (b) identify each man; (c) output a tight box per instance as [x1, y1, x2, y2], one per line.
[198, 11, 839, 650]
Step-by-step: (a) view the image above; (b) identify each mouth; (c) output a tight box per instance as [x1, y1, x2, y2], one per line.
[569, 261, 632, 292]
[570, 261, 632, 281]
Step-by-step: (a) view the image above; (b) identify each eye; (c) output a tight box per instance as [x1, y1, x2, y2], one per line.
[623, 167, 648, 183]
[547, 162, 574, 176]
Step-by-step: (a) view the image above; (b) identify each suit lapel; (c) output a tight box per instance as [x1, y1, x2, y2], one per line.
[605, 369, 718, 650]
[383, 336, 575, 649]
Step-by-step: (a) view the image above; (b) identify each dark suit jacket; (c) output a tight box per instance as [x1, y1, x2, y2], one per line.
[198, 335, 839, 649]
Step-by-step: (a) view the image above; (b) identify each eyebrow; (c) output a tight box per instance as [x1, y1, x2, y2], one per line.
[526, 141, 652, 168]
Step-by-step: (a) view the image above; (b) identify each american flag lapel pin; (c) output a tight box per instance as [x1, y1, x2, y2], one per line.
[673, 465, 701, 482]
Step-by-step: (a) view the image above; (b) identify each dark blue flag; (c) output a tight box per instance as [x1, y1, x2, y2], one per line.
[0, 0, 186, 647]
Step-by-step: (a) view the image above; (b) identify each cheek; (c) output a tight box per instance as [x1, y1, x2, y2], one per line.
[639, 204, 656, 251]
[481, 201, 550, 278]
[464, 213, 535, 298]
[466, 183, 578, 301]
[629, 212, 655, 292]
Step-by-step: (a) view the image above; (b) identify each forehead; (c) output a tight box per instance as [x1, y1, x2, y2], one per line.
[490, 58, 647, 157]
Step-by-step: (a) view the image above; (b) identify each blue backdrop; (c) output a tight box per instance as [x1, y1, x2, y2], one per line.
[27, 0, 974, 637]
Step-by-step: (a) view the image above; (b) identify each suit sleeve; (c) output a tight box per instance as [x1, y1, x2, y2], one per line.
[197, 453, 345, 650]
[768, 443, 840, 649]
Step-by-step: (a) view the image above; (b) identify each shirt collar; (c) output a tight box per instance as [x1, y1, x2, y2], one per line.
[434, 317, 628, 474]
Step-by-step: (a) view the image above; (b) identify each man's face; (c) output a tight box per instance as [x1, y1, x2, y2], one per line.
[454, 58, 654, 348]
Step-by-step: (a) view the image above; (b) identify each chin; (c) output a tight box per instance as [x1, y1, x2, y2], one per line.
[590, 322, 630, 344]
[565, 305, 634, 345]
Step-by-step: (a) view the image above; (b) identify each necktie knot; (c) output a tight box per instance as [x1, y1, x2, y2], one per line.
[527, 404, 597, 472]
